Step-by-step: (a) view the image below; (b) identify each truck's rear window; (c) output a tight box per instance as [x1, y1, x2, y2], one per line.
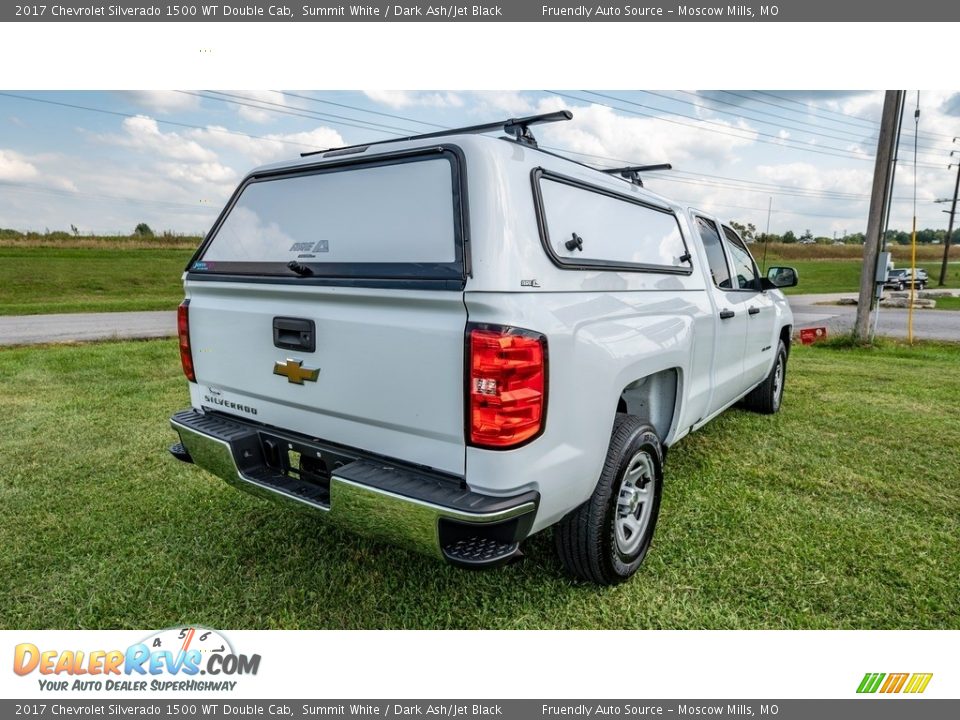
[192, 150, 464, 282]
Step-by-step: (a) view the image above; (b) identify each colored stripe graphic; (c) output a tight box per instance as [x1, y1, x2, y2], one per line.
[857, 673, 885, 693]
[904, 673, 934, 694]
[880, 673, 909, 693]
[857, 672, 932, 694]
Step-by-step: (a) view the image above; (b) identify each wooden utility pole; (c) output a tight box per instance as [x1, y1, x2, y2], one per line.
[938, 148, 959, 287]
[854, 90, 904, 342]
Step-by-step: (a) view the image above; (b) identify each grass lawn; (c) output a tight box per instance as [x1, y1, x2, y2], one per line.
[0, 247, 193, 315]
[1, 339, 958, 629]
[0, 242, 957, 314]
[932, 296, 960, 311]
[768, 260, 960, 295]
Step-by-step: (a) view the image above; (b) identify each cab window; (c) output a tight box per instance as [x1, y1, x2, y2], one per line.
[722, 226, 760, 291]
[695, 217, 733, 289]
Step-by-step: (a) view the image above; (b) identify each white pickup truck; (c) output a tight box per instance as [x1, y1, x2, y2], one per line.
[169, 111, 797, 585]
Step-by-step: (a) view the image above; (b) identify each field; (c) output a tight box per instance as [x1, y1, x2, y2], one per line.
[933, 296, 960, 310]
[753, 243, 960, 295]
[1, 338, 957, 629]
[1, 241, 959, 315]
[0, 247, 192, 315]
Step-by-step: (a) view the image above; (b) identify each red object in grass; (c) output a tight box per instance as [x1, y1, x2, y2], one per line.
[799, 327, 827, 345]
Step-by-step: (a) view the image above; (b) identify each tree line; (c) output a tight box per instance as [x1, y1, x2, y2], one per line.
[730, 221, 959, 246]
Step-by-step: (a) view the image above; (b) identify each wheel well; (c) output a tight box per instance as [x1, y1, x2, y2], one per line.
[780, 325, 792, 356]
[617, 368, 679, 442]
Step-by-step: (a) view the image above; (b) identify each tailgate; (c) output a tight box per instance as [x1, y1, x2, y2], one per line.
[186, 281, 467, 475]
[182, 146, 470, 475]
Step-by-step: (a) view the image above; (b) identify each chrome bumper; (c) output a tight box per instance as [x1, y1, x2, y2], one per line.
[170, 410, 538, 565]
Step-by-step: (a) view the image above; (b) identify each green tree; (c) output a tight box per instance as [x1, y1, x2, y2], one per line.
[782, 230, 797, 244]
[730, 221, 757, 242]
[134, 223, 154, 238]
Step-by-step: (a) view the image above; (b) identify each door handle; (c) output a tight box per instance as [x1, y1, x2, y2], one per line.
[719, 309, 736, 320]
[748, 307, 761, 315]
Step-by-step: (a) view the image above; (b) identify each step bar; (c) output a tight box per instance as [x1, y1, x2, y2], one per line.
[169, 409, 538, 567]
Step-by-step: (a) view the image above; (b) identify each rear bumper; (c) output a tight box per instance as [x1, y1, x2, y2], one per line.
[169, 408, 538, 567]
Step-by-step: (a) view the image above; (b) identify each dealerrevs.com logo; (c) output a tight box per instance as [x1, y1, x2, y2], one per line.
[13, 627, 261, 693]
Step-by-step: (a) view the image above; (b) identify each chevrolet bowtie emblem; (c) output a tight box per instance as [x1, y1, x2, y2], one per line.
[273, 358, 320, 385]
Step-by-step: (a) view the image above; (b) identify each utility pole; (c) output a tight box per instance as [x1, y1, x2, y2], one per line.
[937, 142, 960, 286]
[761, 196, 772, 272]
[854, 90, 904, 343]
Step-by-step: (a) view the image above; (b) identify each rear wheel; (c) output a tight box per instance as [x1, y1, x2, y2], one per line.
[743, 340, 787, 414]
[554, 415, 663, 585]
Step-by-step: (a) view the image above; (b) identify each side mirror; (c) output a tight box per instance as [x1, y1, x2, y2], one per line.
[763, 265, 798, 289]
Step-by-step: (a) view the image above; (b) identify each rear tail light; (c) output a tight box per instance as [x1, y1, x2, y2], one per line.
[468, 324, 547, 449]
[177, 300, 196, 383]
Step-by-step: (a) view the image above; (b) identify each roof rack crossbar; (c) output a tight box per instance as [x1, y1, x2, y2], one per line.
[601, 163, 673, 187]
[300, 110, 573, 157]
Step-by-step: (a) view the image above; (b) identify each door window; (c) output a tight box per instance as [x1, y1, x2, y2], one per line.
[722, 226, 760, 291]
[695, 217, 733, 289]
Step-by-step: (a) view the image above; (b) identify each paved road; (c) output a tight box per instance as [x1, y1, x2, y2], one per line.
[788, 293, 960, 342]
[1, 295, 959, 346]
[0, 311, 176, 347]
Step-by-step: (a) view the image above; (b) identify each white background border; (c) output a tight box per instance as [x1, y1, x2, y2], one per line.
[1, 18, 957, 702]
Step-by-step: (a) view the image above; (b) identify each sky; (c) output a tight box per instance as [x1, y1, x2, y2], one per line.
[1, 89, 959, 238]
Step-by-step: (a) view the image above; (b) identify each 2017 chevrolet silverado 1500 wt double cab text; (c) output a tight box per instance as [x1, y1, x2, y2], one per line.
[169, 111, 798, 585]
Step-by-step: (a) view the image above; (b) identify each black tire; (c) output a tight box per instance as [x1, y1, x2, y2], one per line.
[554, 415, 663, 585]
[742, 340, 787, 414]
[897, 282, 905, 291]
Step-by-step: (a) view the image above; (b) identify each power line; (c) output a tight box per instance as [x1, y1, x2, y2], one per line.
[659, 90, 954, 155]
[274, 90, 448, 129]
[177, 90, 419, 136]
[535, 141, 921, 203]
[573, 90, 946, 168]
[550, 90, 881, 165]
[0, 179, 218, 212]
[0, 91, 326, 152]
[743, 91, 958, 143]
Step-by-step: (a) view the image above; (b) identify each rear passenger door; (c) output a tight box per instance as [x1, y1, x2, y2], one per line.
[721, 225, 777, 387]
[691, 214, 750, 413]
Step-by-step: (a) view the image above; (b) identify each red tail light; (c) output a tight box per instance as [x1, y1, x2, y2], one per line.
[468, 325, 547, 449]
[177, 300, 196, 383]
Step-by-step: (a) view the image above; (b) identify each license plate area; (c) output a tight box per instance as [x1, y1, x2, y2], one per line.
[257, 433, 356, 505]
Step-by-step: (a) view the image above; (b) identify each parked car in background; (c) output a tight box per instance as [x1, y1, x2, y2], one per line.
[884, 268, 928, 291]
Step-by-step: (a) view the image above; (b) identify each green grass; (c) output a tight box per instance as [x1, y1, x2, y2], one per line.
[0, 247, 193, 315]
[932, 296, 960, 311]
[1, 339, 958, 629]
[766, 260, 960, 295]
[1, 242, 958, 315]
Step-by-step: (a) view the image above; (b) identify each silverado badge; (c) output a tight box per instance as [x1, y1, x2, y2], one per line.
[273, 359, 320, 385]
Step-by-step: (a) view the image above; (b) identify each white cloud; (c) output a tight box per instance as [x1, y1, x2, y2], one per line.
[190, 125, 344, 165]
[158, 161, 237, 185]
[364, 90, 464, 109]
[534, 96, 757, 168]
[126, 91, 199, 114]
[756, 162, 873, 195]
[222, 90, 288, 123]
[0, 149, 39, 181]
[105, 116, 218, 162]
[469, 91, 535, 116]
[0, 148, 77, 191]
